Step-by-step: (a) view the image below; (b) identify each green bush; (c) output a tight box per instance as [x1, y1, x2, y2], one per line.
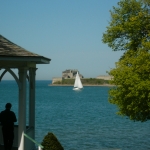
[53, 81, 62, 84]
[62, 79, 74, 84]
[53, 78, 110, 85]
[41, 132, 64, 150]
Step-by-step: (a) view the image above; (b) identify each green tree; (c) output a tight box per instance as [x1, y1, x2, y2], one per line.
[102, 0, 150, 52]
[143, 0, 150, 6]
[102, 0, 150, 122]
[108, 49, 150, 122]
[41, 132, 64, 150]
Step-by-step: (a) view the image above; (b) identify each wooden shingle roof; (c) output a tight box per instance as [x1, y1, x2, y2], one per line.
[0, 35, 51, 64]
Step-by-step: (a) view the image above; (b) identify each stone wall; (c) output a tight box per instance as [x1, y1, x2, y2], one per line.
[52, 77, 62, 84]
[96, 75, 113, 80]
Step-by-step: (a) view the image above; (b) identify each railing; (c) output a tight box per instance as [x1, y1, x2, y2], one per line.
[24, 133, 44, 150]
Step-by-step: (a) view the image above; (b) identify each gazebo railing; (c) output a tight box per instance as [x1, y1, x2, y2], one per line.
[24, 133, 44, 150]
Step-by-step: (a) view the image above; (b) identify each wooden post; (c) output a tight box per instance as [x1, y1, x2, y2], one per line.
[29, 68, 36, 138]
[18, 68, 27, 150]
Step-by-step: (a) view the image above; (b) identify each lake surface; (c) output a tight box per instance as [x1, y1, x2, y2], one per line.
[0, 80, 150, 150]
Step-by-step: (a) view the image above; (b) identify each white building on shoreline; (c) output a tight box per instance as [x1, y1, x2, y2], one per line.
[62, 69, 84, 79]
[96, 75, 113, 80]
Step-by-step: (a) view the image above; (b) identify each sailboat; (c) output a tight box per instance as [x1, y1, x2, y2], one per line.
[73, 72, 83, 90]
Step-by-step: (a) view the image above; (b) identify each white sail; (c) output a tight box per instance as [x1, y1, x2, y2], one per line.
[73, 72, 83, 90]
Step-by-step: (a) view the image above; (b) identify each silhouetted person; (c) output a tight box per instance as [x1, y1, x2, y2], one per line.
[0, 103, 17, 150]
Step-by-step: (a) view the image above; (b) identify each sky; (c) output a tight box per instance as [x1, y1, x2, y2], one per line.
[0, 0, 124, 80]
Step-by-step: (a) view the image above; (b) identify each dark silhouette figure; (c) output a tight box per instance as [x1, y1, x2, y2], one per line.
[0, 103, 17, 150]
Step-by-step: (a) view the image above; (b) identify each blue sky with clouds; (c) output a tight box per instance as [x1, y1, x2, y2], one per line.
[0, 0, 124, 80]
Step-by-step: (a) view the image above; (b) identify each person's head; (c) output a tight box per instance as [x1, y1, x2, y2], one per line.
[5, 103, 12, 110]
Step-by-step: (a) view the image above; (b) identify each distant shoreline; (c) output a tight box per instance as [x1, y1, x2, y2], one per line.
[48, 84, 115, 87]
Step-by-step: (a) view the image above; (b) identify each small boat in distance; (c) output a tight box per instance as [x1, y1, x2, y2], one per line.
[73, 72, 83, 90]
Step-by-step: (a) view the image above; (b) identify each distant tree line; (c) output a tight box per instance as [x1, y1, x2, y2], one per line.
[53, 78, 109, 85]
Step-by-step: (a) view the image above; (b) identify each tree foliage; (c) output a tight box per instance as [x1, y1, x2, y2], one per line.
[102, 0, 150, 122]
[109, 49, 150, 122]
[41, 132, 64, 150]
[143, 0, 150, 6]
[102, 0, 150, 52]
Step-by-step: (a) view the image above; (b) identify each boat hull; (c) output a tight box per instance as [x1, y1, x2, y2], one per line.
[73, 87, 82, 90]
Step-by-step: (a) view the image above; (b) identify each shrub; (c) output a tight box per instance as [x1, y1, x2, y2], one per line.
[41, 132, 64, 150]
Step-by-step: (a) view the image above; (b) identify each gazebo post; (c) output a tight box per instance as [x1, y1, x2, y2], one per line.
[29, 68, 36, 138]
[18, 68, 27, 150]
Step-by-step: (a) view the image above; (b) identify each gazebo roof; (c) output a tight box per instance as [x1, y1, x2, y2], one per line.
[0, 34, 51, 64]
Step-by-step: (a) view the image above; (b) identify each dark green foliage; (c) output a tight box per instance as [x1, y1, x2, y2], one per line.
[102, 0, 150, 122]
[54, 81, 62, 84]
[41, 132, 64, 150]
[102, 0, 150, 53]
[81, 78, 109, 85]
[53, 78, 109, 85]
[62, 79, 74, 84]
[109, 50, 150, 122]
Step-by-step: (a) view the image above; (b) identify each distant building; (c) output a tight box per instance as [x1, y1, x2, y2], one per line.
[96, 75, 113, 80]
[62, 69, 84, 79]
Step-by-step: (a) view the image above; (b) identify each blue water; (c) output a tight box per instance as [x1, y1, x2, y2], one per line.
[0, 80, 150, 150]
